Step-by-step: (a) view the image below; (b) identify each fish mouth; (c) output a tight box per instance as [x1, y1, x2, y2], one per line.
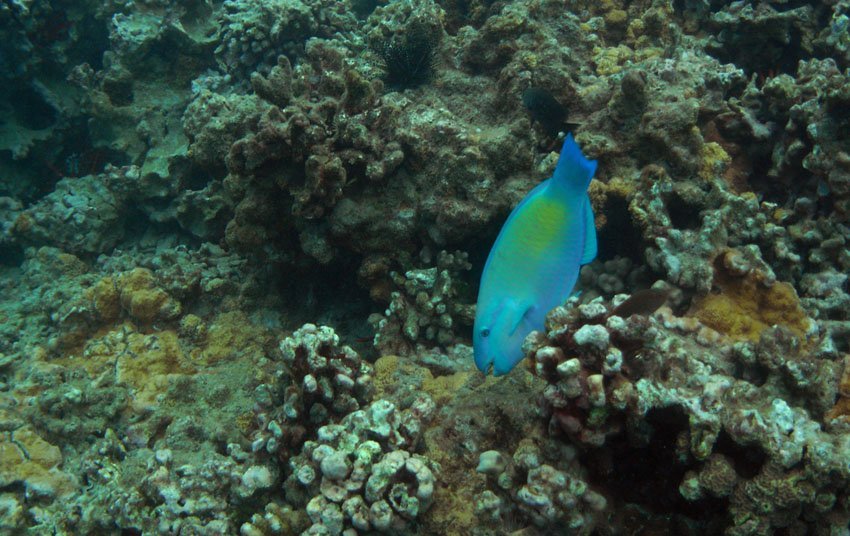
[476, 358, 494, 375]
[474, 345, 510, 377]
[475, 358, 510, 377]
[473, 345, 493, 374]
[492, 363, 510, 377]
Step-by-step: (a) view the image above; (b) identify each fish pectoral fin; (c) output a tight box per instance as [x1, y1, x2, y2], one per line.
[580, 194, 597, 265]
[508, 303, 536, 336]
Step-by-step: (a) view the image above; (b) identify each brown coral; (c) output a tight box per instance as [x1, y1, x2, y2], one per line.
[116, 268, 182, 325]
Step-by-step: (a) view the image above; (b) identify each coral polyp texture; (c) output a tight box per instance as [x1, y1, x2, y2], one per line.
[528, 290, 848, 534]
[2, 0, 850, 534]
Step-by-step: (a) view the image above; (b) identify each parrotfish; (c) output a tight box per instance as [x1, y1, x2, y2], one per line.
[473, 134, 598, 376]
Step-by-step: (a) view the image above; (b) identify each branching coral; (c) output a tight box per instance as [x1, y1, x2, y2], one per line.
[475, 440, 605, 532]
[369, 249, 474, 356]
[249, 324, 375, 460]
[277, 397, 438, 535]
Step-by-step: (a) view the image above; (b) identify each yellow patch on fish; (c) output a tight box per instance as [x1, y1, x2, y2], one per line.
[508, 196, 571, 259]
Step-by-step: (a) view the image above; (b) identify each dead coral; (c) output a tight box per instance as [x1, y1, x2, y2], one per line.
[527, 291, 848, 534]
[369, 249, 474, 356]
[249, 324, 375, 462]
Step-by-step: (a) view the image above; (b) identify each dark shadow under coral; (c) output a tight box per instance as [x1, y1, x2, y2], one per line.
[580, 406, 731, 533]
[596, 194, 646, 264]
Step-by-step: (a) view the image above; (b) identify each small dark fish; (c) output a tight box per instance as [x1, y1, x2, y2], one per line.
[521, 87, 577, 137]
[612, 288, 671, 318]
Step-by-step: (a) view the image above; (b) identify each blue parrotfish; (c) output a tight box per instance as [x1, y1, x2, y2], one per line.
[473, 134, 598, 376]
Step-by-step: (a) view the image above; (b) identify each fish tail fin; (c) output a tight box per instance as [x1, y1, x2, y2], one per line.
[553, 134, 597, 193]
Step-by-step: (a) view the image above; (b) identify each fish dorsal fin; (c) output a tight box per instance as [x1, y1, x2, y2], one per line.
[580, 194, 597, 265]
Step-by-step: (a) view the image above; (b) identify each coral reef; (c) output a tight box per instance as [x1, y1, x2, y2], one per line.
[276, 397, 438, 534]
[215, 0, 318, 82]
[474, 440, 607, 532]
[369, 249, 475, 356]
[2, 0, 850, 533]
[249, 324, 375, 459]
[527, 291, 849, 533]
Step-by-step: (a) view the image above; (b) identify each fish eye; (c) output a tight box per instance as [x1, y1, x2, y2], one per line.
[480, 328, 490, 337]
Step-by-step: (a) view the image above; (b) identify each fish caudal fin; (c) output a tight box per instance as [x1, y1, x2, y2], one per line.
[553, 134, 597, 194]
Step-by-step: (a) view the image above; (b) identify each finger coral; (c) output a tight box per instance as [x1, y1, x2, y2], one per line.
[249, 324, 375, 459]
[277, 397, 438, 535]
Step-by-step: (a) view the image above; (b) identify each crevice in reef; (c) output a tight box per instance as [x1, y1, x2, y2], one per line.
[596, 194, 646, 264]
[276, 252, 374, 354]
[580, 406, 731, 532]
[713, 430, 767, 480]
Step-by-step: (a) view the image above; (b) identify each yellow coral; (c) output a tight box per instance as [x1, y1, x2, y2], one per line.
[423, 480, 480, 536]
[374, 354, 473, 406]
[372, 355, 401, 398]
[691, 262, 810, 342]
[634, 45, 664, 61]
[627, 19, 646, 40]
[117, 268, 181, 324]
[423, 372, 471, 406]
[373, 355, 430, 399]
[699, 142, 732, 182]
[605, 9, 628, 26]
[588, 177, 634, 230]
[593, 45, 633, 76]
[0, 425, 75, 497]
[192, 311, 269, 366]
[79, 324, 194, 410]
[86, 276, 121, 321]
